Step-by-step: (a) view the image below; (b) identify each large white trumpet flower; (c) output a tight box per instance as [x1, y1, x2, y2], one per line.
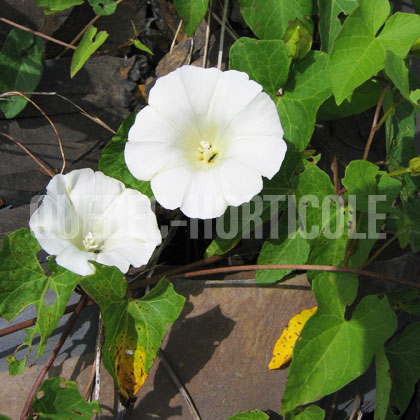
[125, 65, 287, 219]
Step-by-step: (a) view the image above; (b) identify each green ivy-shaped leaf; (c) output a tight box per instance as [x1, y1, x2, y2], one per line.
[227, 410, 269, 420]
[132, 39, 154, 55]
[80, 265, 185, 402]
[32, 377, 100, 419]
[341, 160, 401, 266]
[328, 0, 420, 105]
[276, 51, 332, 150]
[256, 213, 310, 284]
[34, 0, 84, 14]
[230, 37, 291, 97]
[317, 80, 383, 121]
[317, 0, 359, 53]
[239, 0, 313, 40]
[71, 26, 108, 78]
[173, 0, 209, 37]
[99, 113, 153, 199]
[0, 228, 80, 373]
[342, 160, 401, 214]
[281, 272, 397, 412]
[388, 197, 420, 252]
[293, 163, 348, 269]
[285, 405, 325, 420]
[375, 345, 392, 420]
[376, 323, 420, 420]
[385, 51, 420, 112]
[384, 97, 419, 202]
[88, 0, 117, 15]
[0, 29, 43, 118]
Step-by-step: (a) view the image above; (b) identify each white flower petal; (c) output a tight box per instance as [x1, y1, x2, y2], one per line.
[55, 245, 96, 276]
[180, 170, 227, 219]
[30, 196, 81, 249]
[125, 141, 185, 180]
[207, 70, 262, 127]
[97, 248, 130, 273]
[65, 169, 124, 227]
[45, 173, 68, 198]
[225, 91, 286, 178]
[98, 238, 158, 272]
[228, 91, 284, 138]
[151, 165, 192, 210]
[226, 136, 286, 179]
[99, 189, 161, 244]
[128, 106, 182, 144]
[91, 171, 125, 215]
[148, 66, 221, 125]
[218, 160, 263, 206]
[176, 66, 222, 117]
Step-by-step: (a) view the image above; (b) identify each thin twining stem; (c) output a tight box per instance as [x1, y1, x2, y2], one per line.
[0, 132, 55, 177]
[20, 294, 87, 420]
[2, 261, 418, 341]
[136, 263, 420, 290]
[0, 91, 66, 173]
[362, 84, 389, 160]
[0, 17, 76, 50]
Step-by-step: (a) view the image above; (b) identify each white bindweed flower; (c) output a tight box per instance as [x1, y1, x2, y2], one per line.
[124, 65, 287, 219]
[29, 168, 161, 276]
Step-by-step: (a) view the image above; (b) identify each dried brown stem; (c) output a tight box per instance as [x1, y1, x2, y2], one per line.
[158, 349, 201, 420]
[129, 254, 228, 290]
[0, 17, 76, 50]
[216, 0, 229, 70]
[332, 154, 340, 195]
[0, 299, 94, 338]
[0, 132, 55, 177]
[202, 0, 213, 67]
[362, 85, 389, 160]
[138, 263, 420, 290]
[20, 294, 87, 420]
[4, 261, 415, 341]
[0, 91, 66, 172]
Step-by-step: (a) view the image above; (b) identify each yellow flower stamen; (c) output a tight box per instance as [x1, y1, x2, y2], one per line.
[82, 232, 102, 254]
[197, 140, 218, 163]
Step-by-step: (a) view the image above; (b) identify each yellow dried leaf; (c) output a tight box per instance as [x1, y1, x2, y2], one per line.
[115, 333, 148, 401]
[268, 306, 317, 370]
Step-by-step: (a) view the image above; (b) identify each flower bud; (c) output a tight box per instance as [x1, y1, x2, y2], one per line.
[283, 19, 312, 60]
[409, 157, 420, 176]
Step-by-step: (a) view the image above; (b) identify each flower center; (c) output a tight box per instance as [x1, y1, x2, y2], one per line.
[82, 232, 102, 254]
[197, 140, 218, 163]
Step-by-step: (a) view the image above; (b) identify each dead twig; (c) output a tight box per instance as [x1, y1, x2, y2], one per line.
[0, 132, 55, 177]
[0, 299, 94, 338]
[0, 91, 66, 173]
[362, 85, 389, 160]
[212, 12, 238, 40]
[158, 349, 202, 420]
[332, 154, 340, 195]
[20, 294, 87, 420]
[137, 263, 420, 290]
[217, 0, 229, 70]
[170, 19, 183, 54]
[0, 17, 76, 50]
[202, 0, 213, 67]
